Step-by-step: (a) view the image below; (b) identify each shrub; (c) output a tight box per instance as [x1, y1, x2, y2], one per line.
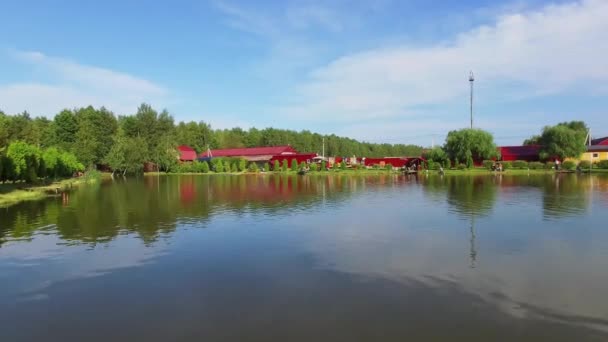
[466, 156, 474, 168]
[562, 160, 576, 170]
[231, 163, 238, 172]
[223, 161, 231, 173]
[282, 160, 288, 172]
[502, 161, 512, 170]
[457, 163, 467, 170]
[482, 160, 494, 170]
[238, 159, 247, 172]
[310, 163, 318, 172]
[263, 162, 270, 172]
[598, 160, 608, 169]
[385, 164, 393, 171]
[321, 161, 326, 170]
[201, 161, 209, 173]
[215, 160, 224, 173]
[332, 162, 339, 170]
[578, 160, 591, 169]
[299, 161, 306, 170]
[444, 159, 452, 169]
[248, 162, 259, 172]
[528, 162, 544, 170]
[273, 160, 280, 171]
[341, 160, 347, 170]
[513, 160, 529, 169]
[291, 159, 298, 171]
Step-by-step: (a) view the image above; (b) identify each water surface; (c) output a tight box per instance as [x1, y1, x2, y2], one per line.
[1, 174, 608, 341]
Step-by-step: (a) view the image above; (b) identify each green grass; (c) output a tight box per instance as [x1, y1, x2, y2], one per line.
[0, 173, 108, 208]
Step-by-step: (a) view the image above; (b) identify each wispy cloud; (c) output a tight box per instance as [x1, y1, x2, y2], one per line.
[278, 0, 608, 137]
[0, 50, 168, 116]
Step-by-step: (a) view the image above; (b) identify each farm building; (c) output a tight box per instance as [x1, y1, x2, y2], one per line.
[199, 146, 298, 162]
[581, 136, 608, 162]
[270, 153, 318, 167]
[178, 145, 197, 162]
[498, 146, 541, 162]
[360, 157, 426, 169]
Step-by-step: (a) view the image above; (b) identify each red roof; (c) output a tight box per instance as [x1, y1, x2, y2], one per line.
[591, 137, 608, 146]
[178, 145, 197, 161]
[201, 145, 297, 158]
[499, 145, 540, 161]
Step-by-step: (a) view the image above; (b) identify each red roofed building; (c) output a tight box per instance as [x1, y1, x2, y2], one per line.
[591, 137, 608, 146]
[200, 145, 298, 162]
[178, 145, 197, 162]
[498, 145, 541, 162]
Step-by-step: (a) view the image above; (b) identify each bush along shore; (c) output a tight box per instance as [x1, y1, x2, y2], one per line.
[0, 171, 106, 208]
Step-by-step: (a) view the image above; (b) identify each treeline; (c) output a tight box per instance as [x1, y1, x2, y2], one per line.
[0, 141, 83, 183]
[0, 103, 422, 176]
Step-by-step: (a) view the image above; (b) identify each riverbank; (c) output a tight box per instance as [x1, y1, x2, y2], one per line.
[0, 174, 109, 208]
[146, 167, 608, 177]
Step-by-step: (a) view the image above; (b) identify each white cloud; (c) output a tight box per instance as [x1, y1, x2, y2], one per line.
[0, 50, 168, 116]
[283, 0, 608, 124]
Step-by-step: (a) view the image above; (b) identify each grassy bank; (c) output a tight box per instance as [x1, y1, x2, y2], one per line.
[147, 167, 608, 178]
[0, 173, 110, 208]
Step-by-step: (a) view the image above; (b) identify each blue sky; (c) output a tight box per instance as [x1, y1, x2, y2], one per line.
[0, 0, 606, 146]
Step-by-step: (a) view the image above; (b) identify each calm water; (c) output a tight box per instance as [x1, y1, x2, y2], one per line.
[2, 174, 608, 341]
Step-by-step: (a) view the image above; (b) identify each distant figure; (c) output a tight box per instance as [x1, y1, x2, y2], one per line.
[439, 166, 445, 175]
[555, 159, 561, 171]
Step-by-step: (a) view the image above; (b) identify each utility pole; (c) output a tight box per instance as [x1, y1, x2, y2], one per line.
[469, 71, 475, 129]
[322, 137, 325, 158]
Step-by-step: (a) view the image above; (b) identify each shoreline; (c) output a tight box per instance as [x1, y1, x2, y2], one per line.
[0, 174, 109, 208]
[2, 168, 605, 208]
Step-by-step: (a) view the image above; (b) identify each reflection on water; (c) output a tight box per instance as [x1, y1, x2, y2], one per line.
[1, 173, 608, 341]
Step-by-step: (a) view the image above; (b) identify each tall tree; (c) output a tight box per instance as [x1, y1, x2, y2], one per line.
[53, 109, 78, 151]
[444, 129, 498, 164]
[537, 121, 588, 160]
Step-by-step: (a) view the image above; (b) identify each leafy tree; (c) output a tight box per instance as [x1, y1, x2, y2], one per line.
[282, 159, 288, 172]
[153, 135, 179, 172]
[424, 147, 448, 165]
[444, 129, 498, 164]
[231, 163, 238, 172]
[201, 161, 210, 173]
[291, 159, 298, 171]
[223, 161, 230, 173]
[73, 117, 100, 168]
[238, 158, 247, 172]
[340, 160, 347, 170]
[273, 160, 280, 171]
[214, 159, 224, 173]
[536, 122, 588, 160]
[523, 135, 541, 146]
[263, 162, 270, 172]
[42, 147, 61, 179]
[105, 135, 147, 175]
[6, 141, 41, 182]
[248, 162, 259, 172]
[54, 109, 78, 151]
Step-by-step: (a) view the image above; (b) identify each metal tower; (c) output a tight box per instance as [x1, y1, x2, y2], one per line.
[469, 71, 475, 129]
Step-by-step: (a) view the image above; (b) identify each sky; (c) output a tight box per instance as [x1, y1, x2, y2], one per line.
[0, 0, 606, 146]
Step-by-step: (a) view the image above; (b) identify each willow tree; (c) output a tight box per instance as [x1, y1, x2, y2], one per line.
[536, 121, 588, 160]
[444, 129, 498, 166]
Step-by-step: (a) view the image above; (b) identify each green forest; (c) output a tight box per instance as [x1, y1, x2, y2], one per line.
[0, 103, 422, 180]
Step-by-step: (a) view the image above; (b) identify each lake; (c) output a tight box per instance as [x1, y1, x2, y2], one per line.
[1, 173, 608, 341]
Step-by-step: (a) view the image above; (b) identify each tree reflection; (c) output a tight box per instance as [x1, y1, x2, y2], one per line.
[0, 175, 370, 247]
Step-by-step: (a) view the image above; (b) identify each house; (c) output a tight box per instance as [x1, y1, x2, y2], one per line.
[178, 145, 197, 162]
[498, 145, 541, 162]
[582, 136, 608, 162]
[199, 145, 298, 162]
